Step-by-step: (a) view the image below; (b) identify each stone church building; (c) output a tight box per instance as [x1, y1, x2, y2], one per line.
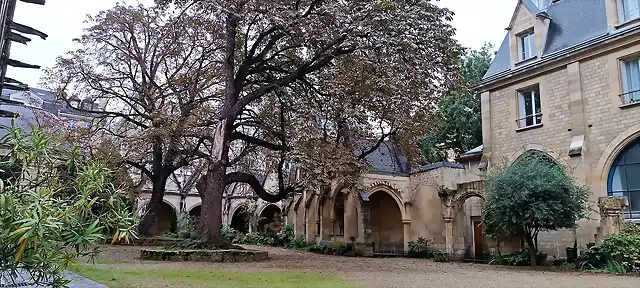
[138, 0, 638, 259]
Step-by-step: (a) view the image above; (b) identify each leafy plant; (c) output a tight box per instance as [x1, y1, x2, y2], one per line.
[275, 225, 295, 247]
[623, 222, 640, 236]
[0, 123, 136, 287]
[488, 249, 531, 266]
[291, 235, 309, 249]
[407, 237, 434, 259]
[482, 151, 589, 266]
[580, 232, 640, 273]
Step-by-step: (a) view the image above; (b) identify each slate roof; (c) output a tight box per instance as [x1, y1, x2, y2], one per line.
[483, 0, 609, 80]
[456, 145, 483, 161]
[521, 0, 541, 16]
[411, 162, 465, 174]
[0, 88, 92, 139]
[361, 141, 410, 176]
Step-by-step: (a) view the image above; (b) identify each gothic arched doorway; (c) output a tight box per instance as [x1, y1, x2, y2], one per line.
[151, 201, 177, 236]
[230, 206, 250, 233]
[258, 205, 282, 233]
[369, 190, 404, 255]
[189, 205, 201, 220]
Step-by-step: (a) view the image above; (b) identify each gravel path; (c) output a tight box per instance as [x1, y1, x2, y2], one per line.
[96, 245, 640, 288]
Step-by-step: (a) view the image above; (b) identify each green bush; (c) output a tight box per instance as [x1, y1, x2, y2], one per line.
[275, 225, 295, 247]
[221, 225, 241, 243]
[407, 237, 434, 258]
[488, 249, 531, 266]
[0, 124, 136, 287]
[291, 235, 309, 249]
[306, 244, 325, 253]
[623, 222, 640, 236]
[580, 232, 640, 273]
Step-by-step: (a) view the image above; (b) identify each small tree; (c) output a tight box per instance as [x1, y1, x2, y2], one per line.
[482, 152, 589, 266]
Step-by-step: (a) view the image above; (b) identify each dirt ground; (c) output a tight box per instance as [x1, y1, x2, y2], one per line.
[94, 245, 640, 288]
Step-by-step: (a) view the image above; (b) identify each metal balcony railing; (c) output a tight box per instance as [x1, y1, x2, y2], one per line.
[515, 113, 542, 129]
[620, 89, 640, 106]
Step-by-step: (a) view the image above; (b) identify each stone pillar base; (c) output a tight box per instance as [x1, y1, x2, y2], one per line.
[596, 197, 627, 242]
[354, 242, 374, 257]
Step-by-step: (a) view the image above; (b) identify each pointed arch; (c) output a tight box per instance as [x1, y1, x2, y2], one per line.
[366, 183, 407, 221]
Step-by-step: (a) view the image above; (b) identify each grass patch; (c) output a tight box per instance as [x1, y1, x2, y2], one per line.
[72, 265, 357, 288]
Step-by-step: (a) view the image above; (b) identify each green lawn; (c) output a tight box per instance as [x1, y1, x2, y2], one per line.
[73, 266, 357, 288]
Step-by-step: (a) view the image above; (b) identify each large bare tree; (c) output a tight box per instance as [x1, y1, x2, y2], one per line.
[44, 4, 224, 235]
[156, 0, 463, 247]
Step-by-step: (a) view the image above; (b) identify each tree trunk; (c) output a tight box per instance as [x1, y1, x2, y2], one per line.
[198, 163, 226, 246]
[526, 236, 538, 267]
[195, 119, 236, 249]
[189, 8, 240, 249]
[138, 174, 169, 236]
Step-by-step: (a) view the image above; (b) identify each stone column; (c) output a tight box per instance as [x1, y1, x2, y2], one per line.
[443, 206, 454, 255]
[596, 197, 627, 242]
[403, 220, 411, 253]
[344, 193, 358, 242]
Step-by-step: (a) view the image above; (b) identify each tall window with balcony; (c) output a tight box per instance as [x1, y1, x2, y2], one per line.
[518, 30, 536, 61]
[517, 86, 542, 129]
[621, 57, 640, 105]
[618, 0, 640, 23]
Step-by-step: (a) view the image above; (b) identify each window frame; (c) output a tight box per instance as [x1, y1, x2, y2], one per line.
[608, 139, 640, 219]
[517, 29, 536, 61]
[620, 57, 640, 105]
[516, 85, 542, 129]
[618, 0, 640, 23]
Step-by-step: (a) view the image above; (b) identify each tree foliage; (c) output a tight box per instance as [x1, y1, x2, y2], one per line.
[482, 151, 589, 266]
[157, 0, 464, 245]
[43, 4, 221, 235]
[46, 0, 463, 245]
[0, 123, 136, 287]
[420, 44, 493, 163]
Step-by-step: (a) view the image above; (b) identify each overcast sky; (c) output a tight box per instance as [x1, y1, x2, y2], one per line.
[7, 0, 517, 88]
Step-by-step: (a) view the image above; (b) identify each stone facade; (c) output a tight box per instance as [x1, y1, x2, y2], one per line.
[285, 164, 486, 258]
[476, 0, 640, 257]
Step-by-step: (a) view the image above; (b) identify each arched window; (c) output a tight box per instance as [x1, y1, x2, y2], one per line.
[608, 139, 640, 219]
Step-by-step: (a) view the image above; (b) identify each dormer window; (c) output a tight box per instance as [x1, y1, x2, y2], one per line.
[534, 0, 552, 9]
[619, 0, 640, 22]
[518, 30, 536, 61]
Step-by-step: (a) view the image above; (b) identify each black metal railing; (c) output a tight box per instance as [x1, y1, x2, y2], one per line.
[515, 113, 542, 129]
[372, 242, 404, 256]
[620, 89, 640, 106]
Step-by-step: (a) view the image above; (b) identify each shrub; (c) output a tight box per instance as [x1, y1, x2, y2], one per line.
[0, 125, 136, 287]
[275, 225, 295, 247]
[623, 222, 640, 236]
[221, 225, 241, 243]
[580, 233, 640, 273]
[407, 237, 434, 258]
[306, 244, 325, 253]
[291, 235, 309, 249]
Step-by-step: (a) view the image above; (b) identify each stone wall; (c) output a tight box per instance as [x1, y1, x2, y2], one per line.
[481, 29, 640, 257]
